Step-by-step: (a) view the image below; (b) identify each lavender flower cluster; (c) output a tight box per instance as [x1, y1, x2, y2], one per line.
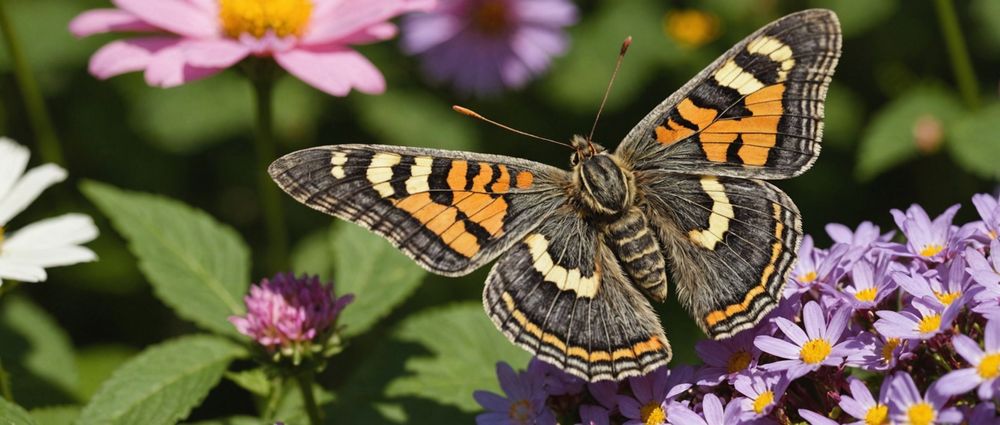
[475, 193, 1000, 425]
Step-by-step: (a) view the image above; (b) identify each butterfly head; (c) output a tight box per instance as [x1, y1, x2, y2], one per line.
[571, 135, 633, 217]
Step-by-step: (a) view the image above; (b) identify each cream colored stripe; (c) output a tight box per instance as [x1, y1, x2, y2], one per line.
[405, 156, 433, 194]
[746, 36, 796, 82]
[330, 152, 348, 179]
[366, 153, 401, 198]
[525, 234, 598, 298]
[688, 176, 734, 250]
[714, 60, 764, 95]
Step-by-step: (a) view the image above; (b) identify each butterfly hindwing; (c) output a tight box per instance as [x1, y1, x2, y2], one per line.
[269, 145, 569, 276]
[639, 171, 802, 338]
[484, 205, 671, 381]
[617, 9, 841, 179]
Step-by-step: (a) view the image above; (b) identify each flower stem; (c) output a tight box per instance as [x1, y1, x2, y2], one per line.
[0, 358, 12, 401]
[295, 372, 322, 425]
[0, 0, 65, 165]
[249, 61, 289, 272]
[935, 0, 980, 110]
[262, 375, 284, 421]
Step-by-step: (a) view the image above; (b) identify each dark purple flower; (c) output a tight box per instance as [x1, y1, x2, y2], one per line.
[616, 366, 693, 425]
[968, 402, 999, 425]
[229, 273, 353, 360]
[401, 0, 577, 96]
[937, 319, 1000, 400]
[839, 377, 890, 425]
[886, 372, 962, 425]
[754, 302, 854, 379]
[579, 404, 611, 425]
[874, 297, 960, 340]
[528, 357, 584, 396]
[475, 362, 556, 425]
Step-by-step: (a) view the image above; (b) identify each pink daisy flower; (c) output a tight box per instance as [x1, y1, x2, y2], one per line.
[70, 0, 434, 96]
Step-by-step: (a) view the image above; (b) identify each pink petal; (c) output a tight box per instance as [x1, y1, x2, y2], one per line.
[112, 0, 218, 38]
[89, 37, 179, 79]
[69, 9, 158, 37]
[338, 23, 399, 45]
[302, 0, 433, 46]
[144, 43, 225, 88]
[274, 47, 385, 96]
[182, 39, 250, 68]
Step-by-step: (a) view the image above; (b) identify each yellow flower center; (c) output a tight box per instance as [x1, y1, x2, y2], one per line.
[219, 0, 312, 39]
[919, 244, 944, 257]
[472, 0, 510, 36]
[640, 401, 666, 425]
[855, 287, 878, 302]
[977, 353, 1000, 379]
[507, 399, 532, 422]
[799, 270, 818, 284]
[800, 338, 832, 364]
[864, 404, 889, 425]
[727, 350, 752, 374]
[906, 402, 935, 425]
[663, 9, 720, 48]
[882, 338, 901, 364]
[752, 390, 774, 414]
[917, 314, 942, 334]
[933, 290, 961, 306]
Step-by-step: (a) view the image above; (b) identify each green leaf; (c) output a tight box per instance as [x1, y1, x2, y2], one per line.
[0, 0, 101, 79]
[822, 83, 865, 151]
[947, 102, 1000, 180]
[385, 303, 530, 412]
[855, 86, 964, 180]
[332, 224, 428, 337]
[0, 396, 36, 425]
[355, 90, 479, 152]
[807, 0, 897, 37]
[972, 0, 1000, 52]
[81, 181, 251, 336]
[75, 345, 137, 402]
[76, 335, 244, 425]
[0, 296, 78, 407]
[30, 405, 80, 425]
[544, 0, 681, 113]
[182, 417, 262, 425]
[290, 227, 335, 283]
[223, 369, 270, 397]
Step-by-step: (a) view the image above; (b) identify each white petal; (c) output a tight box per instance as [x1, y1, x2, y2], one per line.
[3, 246, 97, 268]
[0, 164, 67, 225]
[5, 214, 99, 250]
[0, 138, 30, 204]
[0, 258, 48, 282]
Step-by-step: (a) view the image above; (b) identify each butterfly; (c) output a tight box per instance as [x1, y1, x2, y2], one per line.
[269, 9, 841, 382]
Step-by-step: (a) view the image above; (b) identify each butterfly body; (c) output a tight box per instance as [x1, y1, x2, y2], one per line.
[271, 9, 841, 381]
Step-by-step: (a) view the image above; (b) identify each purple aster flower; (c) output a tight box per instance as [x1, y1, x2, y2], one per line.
[733, 372, 790, 419]
[660, 403, 712, 425]
[937, 319, 1000, 400]
[830, 256, 898, 311]
[968, 242, 1000, 319]
[839, 377, 891, 425]
[754, 302, 854, 380]
[579, 404, 610, 425]
[886, 372, 962, 425]
[894, 258, 973, 308]
[579, 380, 618, 425]
[826, 221, 896, 252]
[786, 236, 851, 296]
[798, 409, 839, 425]
[873, 297, 960, 340]
[401, 0, 578, 96]
[845, 331, 913, 372]
[616, 366, 693, 425]
[698, 394, 744, 425]
[528, 357, 584, 396]
[695, 331, 760, 385]
[475, 362, 556, 425]
[229, 273, 353, 362]
[971, 192, 1000, 242]
[890, 204, 972, 264]
[968, 402, 999, 425]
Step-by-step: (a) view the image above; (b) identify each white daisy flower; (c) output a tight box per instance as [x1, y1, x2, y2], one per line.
[0, 138, 98, 287]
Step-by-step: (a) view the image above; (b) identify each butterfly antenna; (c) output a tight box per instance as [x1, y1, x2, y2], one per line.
[452, 105, 573, 149]
[587, 36, 632, 144]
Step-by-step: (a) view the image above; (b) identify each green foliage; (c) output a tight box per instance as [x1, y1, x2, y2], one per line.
[971, 0, 1000, 51]
[182, 416, 263, 425]
[82, 181, 251, 337]
[385, 303, 530, 412]
[356, 90, 479, 151]
[74, 346, 137, 402]
[947, 102, 1000, 180]
[75, 335, 244, 425]
[224, 369, 270, 398]
[856, 86, 964, 180]
[808, 0, 897, 37]
[0, 296, 78, 407]
[331, 224, 429, 337]
[29, 406, 80, 425]
[0, 396, 36, 425]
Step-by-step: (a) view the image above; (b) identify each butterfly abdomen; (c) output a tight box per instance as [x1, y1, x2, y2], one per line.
[604, 208, 668, 302]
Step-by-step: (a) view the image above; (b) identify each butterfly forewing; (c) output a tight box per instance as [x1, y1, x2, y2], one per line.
[617, 9, 841, 179]
[269, 145, 569, 276]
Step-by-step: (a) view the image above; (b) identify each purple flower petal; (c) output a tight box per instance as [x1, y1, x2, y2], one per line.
[936, 368, 981, 396]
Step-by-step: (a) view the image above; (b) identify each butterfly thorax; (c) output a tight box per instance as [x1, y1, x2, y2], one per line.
[573, 150, 635, 218]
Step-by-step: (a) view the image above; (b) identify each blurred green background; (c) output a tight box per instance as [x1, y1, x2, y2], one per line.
[1, 0, 999, 422]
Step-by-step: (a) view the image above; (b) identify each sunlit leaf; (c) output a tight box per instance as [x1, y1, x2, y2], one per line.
[0, 296, 78, 407]
[385, 303, 531, 412]
[76, 335, 244, 425]
[947, 102, 1000, 180]
[30, 405, 80, 425]
[82, 181, 250, 336]
[0, 396, 36, 425]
